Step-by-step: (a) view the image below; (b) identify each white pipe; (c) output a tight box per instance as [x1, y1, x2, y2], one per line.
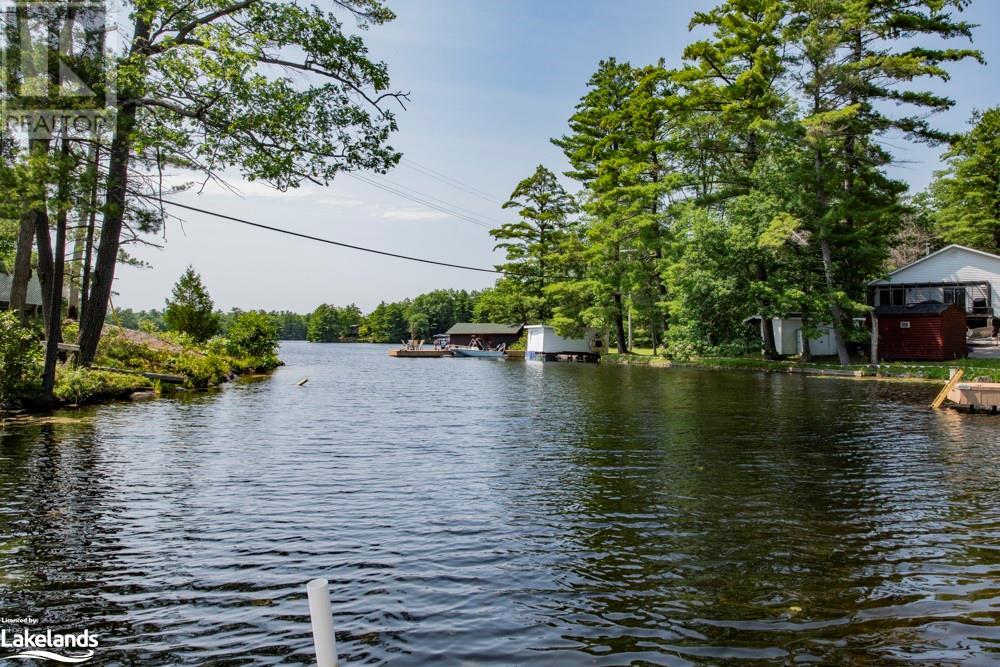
[307, 578, 338, 667]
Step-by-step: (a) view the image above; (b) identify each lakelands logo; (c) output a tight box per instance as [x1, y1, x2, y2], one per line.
[1, 626, 99, 663]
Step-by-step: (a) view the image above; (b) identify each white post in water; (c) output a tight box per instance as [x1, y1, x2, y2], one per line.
[307, 578, 338, 667]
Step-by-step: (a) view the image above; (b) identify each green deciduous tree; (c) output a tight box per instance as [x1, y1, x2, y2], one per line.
[307, 303, 362, 342]
[224, 311, 280, 368]
[77, 0, 406, 364]
[360, 300, 409, 342]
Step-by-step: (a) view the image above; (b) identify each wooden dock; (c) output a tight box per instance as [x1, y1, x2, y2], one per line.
[388, 349, 453, 358]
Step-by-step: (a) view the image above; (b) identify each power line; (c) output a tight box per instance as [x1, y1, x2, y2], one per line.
[344, 171, 500, 230]
[399, 157, 506, 204]
[141, 195, 505, 274]
[348, 171, 508, 227]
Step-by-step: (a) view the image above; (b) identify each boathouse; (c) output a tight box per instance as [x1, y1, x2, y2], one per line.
[872, 302, 967, 361]
[869, 244, 1000, 331]
[0, 271, 44, 314]
[444, 323, 524, 348]
[524, 325, 602, 361]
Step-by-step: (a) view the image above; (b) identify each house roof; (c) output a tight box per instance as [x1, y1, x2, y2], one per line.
[871, 244, 1000, 284]
[445, 322, 524, 336]
[874, 301, 960, 316]
[0, 272, 44, 306]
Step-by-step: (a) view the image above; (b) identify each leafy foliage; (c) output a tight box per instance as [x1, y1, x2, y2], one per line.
[164, 266, 220, 343]
[0, 312, 43, 404]
[219, 311, 281, 371]
[307, 303, 362, 342]
[931, 107, 1000, 253]
[54, 368, 152, 405]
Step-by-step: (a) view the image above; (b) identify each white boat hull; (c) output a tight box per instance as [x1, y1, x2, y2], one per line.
[452, 348, 505, 358]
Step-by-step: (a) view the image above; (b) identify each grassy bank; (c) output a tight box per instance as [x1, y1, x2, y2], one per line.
[1, 312, 283, 412]
[604, 351, 1000, 383]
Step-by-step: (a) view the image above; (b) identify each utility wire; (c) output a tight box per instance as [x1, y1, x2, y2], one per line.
[347, 171, 508, 227]
[399, 157, 505, 204]
[139, 195, 516, 275]
[344, 172, 500, 230]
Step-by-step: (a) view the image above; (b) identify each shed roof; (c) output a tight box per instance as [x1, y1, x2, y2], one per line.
[874, 301, 961, 316]
[0, 272, 44, 306]
[445, 322, 524, 336]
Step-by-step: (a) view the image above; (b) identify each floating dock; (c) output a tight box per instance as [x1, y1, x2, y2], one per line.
[388, 349, 453, 358]
[947, 380, 1000, 414]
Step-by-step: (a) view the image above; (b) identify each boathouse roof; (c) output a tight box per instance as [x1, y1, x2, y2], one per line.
[445, 322, 524, 336]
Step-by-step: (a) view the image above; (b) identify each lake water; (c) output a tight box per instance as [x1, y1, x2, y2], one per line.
[1, 341, 998, 665]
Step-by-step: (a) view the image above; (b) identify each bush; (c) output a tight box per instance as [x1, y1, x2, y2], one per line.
[164, 351, 233, 388]
[54, 367, 152, 405]
[224, 311, 280, 371]
[0, 312, 43, 404]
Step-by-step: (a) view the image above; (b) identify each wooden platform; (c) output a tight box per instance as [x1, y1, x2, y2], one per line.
[947, 381, 1000, 411]
[388, 349, 452, 358]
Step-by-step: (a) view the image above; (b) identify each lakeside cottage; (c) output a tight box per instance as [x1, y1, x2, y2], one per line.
[444, 323, 524, 349]
[0, 272, 44, 315]
[868, 244, 1000, 331]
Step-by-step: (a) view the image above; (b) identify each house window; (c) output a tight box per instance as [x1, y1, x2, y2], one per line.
[878, 286, 905, 306]
[900, 321, 911, 329]
[944, 286, 967, 310]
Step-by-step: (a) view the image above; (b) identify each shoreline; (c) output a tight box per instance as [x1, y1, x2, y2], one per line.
[602, 353, 1000, 384]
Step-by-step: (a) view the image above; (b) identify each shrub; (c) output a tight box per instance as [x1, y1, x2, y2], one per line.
[54, 367, 152, 405]
[165, 351, 232, 388]
[0, 312, 43, 404]
[224, 311, 280, 370]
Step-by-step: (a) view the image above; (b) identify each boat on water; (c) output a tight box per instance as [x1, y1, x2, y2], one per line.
[452, 341, 507, 358]
[452, 347, 505, 358]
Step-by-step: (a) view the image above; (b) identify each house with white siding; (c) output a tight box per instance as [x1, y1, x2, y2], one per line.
[868, 244, 1000, 330]
[0, 272, 44, 313]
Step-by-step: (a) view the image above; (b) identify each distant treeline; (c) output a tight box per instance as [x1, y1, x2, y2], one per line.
[112, 287, 524, 343]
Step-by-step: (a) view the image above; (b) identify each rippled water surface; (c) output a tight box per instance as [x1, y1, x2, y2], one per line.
[1, 342, 999, 665]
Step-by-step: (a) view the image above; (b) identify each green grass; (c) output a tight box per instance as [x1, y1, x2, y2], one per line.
[606, 351, 1000, 382]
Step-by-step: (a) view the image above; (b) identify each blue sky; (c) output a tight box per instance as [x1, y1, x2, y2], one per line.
[115, 0, 1000, 313]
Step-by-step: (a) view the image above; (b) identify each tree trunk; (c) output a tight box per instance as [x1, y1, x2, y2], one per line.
[820, 238, 851, 365]
[68, 222, 85, 319]
[799, 314, 813, 362]
[33, 187, 54, 331]
[760, 315, 778, 360]
[7, 212, 35, 319]
[80, 145, 100, 321]
[78, 14, 150, 364]
[42, 136, 70, 400]
[755, 264, 778, 359]
[613, 292, 628, 353]
[78, 104, 136, 364]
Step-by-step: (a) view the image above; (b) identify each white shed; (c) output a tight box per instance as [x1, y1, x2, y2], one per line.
[524, 325, 602, 360]
[869, 244, 1000, 328]
[768, 317, 838, 357]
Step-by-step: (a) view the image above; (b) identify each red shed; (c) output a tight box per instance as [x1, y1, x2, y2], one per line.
[873, 302, 967, 361]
